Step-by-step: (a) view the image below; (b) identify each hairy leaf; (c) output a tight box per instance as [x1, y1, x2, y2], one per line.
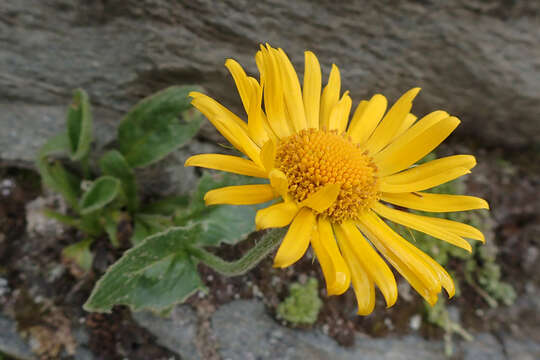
[174, 173, 258, 246]
[117, 86, 203, 168]
[99, 150, 138, 212]
[79, 176, 120, 215]
[37, 159, 81, 210]
[84, 226, 204, 312]
[67, 89, 93, 161]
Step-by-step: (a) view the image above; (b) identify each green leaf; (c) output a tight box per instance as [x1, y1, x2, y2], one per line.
[79, 212, 104, 237]
[37, 159, 81, 210]
[38, 132, 70, 158]
[62, 238, 94, 272]
[79, 176, 120, 215]
[99, 150, 138, 212]
[43, 209, 81, 228]
[174, 173, 257, 246]
[67, 89, 93, 161]
[117, 86, 203, 168]
[83, 226, 205, 312]
[131, 214, 173, 245]
[141, 195, 189, 216]
[103, 212, 120, 247]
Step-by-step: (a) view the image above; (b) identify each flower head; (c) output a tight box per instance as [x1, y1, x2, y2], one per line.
[185, 44, 489, 315]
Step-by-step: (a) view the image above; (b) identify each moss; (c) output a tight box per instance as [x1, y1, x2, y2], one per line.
[277, 277, 322, 326]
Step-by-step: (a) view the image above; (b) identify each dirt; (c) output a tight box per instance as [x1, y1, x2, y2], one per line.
[0, 141, 539, 359]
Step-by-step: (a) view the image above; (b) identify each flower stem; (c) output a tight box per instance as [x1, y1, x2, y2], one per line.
[188, 228, 286, 276]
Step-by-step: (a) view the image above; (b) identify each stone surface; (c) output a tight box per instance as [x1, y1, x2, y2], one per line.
[210, 299, 540, 360]
[1, 0, 539, 152]
[212, 299, 446, 360]
[136, 140, 222, 197]
[0, 315, 35, 360]
[502, 338, 540, 360]
[0, 104, 118, 165]
[462, 333, 505, 360]
[132, 305, 200, 360]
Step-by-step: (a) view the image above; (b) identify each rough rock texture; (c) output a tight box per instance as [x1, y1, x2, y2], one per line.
[210, 300, 539, 360]
[0, 315, 35, 360]
[132, 305, 200, 360]
[1, 0, 539, 153]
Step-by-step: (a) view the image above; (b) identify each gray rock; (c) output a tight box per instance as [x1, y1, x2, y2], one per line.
[1, 1, 539, 149]
[0, 315, 35, 360]
[0, 104, 118, 165]
[132, 305, 200, 360]
[136, 140, 222, 197]
[462, 333, 505, 360]
[502, 338, 540, 360]
[211, 299, 446, 360]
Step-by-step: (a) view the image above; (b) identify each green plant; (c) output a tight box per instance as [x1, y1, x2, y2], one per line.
[39, 88, 288, 313]
[277, 277, 323, 325]
[38, 87, 204, 269]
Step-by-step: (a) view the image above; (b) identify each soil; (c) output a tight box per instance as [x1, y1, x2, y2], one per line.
[0, 140, 538, 359]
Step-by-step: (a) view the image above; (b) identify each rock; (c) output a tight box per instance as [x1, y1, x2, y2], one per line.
[0, 104, 118, 166]
[136, 140, 222, 197]
[0, 315, 35, 360]
[502, 338, 540, 360]
[211, 299, 446, 360]
[462, 333, 504, 360]
[25, 195, 67, 240]
[132, 305, 200, 360]
[1, 1, 539, 149]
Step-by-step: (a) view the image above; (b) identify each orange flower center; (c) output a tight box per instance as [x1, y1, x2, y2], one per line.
[275, 129, 380, 223]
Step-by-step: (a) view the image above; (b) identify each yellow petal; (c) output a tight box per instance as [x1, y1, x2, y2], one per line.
[405, 245, 456, 298]
[189, 91, 248, 132]
[381, 192, 489, 212]
[276, 48, 307, 132]
[191, 96, 246, 152]
[214, 116, 262, 167]
[260, 140, 276, 173]
[373, 112, 459, 177]
[273, 208, 315, 268]
[246, 79, 270, 146]
[248, 77, 278, 143]
[348, 100, 367, 129]
[312, 218, 351, 295]
[225, 59, 254, 115]
[300, 183, 341, 212]
[392, 113, 417, 141]
[204, 185, 277, 205]
[381, 155, 476, 185]
[335, 221, 398, 307]
[364, 88, 421, 154]
[348, 94, 388, 145]
[357, 211, 441, 305]
[358, 211, 441, 293]
[372, 202, 472, 252]
[339, 238, 376, 315]
[303, 51, 322, 129]
[255, 201, 299, 230]
[328, 92, 352, 134]
[256, 46, 291, 138]
[268, 168, 289, 198]
[184, 154, 267, 178]
[379, 167, 471, 193]
[319, 64, 341, 129]
[421, 216, 485, 242]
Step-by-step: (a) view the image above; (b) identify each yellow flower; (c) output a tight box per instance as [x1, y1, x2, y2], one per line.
[185, 44, 489, 315]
